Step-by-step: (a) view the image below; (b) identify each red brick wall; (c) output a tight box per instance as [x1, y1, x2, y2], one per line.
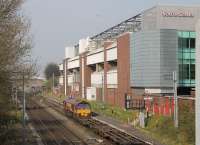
[104, 41, 113, 104]
[106, 88, 117, 106]
[96, 88, 103, 102]
[117, 33, 131, 107]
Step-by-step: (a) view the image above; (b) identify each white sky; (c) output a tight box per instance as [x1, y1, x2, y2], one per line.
[24, 0, 200, 76]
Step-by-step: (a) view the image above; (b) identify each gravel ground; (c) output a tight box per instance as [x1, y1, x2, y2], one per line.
[26, 96, 113, 145]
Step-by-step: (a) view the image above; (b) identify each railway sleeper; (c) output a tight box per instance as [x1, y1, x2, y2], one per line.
[110, 130, 147, 145]
[110, 131, 134, 142]
[108, 132, 145, 145]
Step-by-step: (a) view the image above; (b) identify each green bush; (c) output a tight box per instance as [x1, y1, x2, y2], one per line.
[90, 101, 138, 123]
[145, 101, 195, 145]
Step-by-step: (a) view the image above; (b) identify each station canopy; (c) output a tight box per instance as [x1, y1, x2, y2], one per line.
[90, 14, 142, 41]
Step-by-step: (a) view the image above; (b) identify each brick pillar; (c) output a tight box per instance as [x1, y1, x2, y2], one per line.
[103, 41, 113, 104]
[80, 53, 92, 99]
[117, 33, 131, 108]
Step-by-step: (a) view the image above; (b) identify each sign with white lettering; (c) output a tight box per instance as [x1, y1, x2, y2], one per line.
[162, 10, 194, 17]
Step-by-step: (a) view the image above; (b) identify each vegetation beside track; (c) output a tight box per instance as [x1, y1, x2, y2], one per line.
[90, 101, 139, 124]
[46, 95, 195, 145]
[90, 100, 195, 145]
[143, 101, 195, 145]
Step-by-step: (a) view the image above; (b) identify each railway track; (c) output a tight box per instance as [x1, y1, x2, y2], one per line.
[86, 119, 149, 145]
[45, 98, 151, 145]
[27, 99, 88, 145]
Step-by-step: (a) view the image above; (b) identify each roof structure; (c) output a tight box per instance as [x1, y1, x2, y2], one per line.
[90, 14, 142, 41]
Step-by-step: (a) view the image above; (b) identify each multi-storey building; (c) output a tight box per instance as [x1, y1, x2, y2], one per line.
[62, 5, 200, 107]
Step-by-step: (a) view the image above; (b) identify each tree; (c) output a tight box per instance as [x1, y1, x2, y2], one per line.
[0, 0, 35, 144]
[0, 0, 33, 102]
[44, 63, 59, 80]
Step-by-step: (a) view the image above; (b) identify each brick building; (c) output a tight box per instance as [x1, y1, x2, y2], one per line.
[62, 5, 200, 108]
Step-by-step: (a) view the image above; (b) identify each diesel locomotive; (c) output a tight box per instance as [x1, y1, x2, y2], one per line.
[63, 98, 92, 121]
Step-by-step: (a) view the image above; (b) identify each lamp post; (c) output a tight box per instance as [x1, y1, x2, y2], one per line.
[173, 71, 178, 128]
[11, 69, 30, 145]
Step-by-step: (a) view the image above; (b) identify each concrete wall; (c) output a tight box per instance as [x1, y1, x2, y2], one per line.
[142, 5, 200, 31]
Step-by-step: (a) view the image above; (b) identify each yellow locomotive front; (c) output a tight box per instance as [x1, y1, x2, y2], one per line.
[74, 101, 91, 118]
[63, 99, 92, 119]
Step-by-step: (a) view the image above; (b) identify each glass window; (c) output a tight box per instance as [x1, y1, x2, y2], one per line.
[178, 31, 196, 87]
[179, 64, 183, 80]
[191, 64, 195, 80]
[182, 32, 190, 38]
[182, 38, 190, 48]
[191, 59, 195, 64]
[182, 64, 190, 80]
[191, 53, 195, 59]
[178, 31, 182, 37]
[190, 32, 196, 38]
[178, 37, 182, 51]
[182, 53, 190, 59]
[182, 59, 190, 64]
[190, 38, 195, 48]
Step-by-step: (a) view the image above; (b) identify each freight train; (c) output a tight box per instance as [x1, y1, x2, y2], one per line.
[63, 98, 92, 122]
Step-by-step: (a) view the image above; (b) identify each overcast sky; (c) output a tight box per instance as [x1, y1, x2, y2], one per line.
[24, 0, 200, 76]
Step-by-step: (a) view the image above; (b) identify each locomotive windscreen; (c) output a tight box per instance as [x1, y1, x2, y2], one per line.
[76, 103, 90, 109]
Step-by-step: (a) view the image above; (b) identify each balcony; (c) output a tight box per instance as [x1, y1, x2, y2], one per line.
[107, 69, 117, 88]
[68, 56, 80, 69]
[59, 76, 64, 85]
[59, 64, 64, 71]
[107, 47, 117, 61]
[67, 74, 80, 85]
[87, 48, 104, 65]
[68, 74, 73, 85]
[91, 72, 104, 87]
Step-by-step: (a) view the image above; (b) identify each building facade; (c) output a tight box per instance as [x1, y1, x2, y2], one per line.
[195, 19, 200, 145]
[62, 5, 200, 107]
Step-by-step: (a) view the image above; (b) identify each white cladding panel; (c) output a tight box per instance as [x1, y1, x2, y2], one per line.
[107, 70, 117, 88]
[144, 88, 173, 94]
[68, 59, 80, 69]
[107, 47, 117, 61]
[65, 47, 75, 58]
[86, 87, 96, 101]
[87, 52, 104, 65]
[59, 76, 64, 85]
[91, 72, 104, 87]
[79, 37, 90, 54]
[67, 75, 73, 85]
[59, 64, 63, 71]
